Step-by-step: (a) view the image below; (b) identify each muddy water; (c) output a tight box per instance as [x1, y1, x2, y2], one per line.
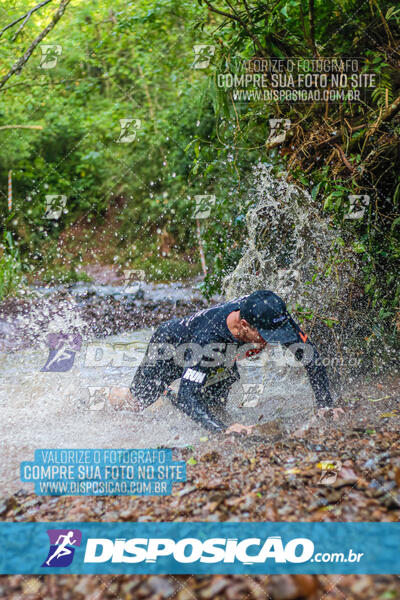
[0, 333, 315, 495]
[0, 281, 316, 495]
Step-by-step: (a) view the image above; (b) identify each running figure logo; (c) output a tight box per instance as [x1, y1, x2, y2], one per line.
[42, 529, 82, 567]
[41, 332, 82, 372]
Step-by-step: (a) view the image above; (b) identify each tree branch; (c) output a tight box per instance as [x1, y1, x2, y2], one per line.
[334, 143, 354, 172]
[381, 93, 400, 123]
[0, 0, 71, 92]
[373, 0, 395, 47]
[0, 0, 53, 40]
[347, 94, 400, 152]
[241, 0, 254, 25]
[202, 0, 266, 56]
[308, 0, 318, 57]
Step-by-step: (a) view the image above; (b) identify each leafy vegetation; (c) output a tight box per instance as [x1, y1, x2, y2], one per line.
[0, 227, 24, 299]
[0, 0, 399, 343]
[193, 0, 400, 339]
[0, 0, 208, 295]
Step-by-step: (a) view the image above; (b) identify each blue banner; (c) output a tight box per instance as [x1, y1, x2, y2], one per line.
[0, 522, 399, 574]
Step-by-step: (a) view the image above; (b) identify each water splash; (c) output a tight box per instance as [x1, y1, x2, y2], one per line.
[224, 163, 359, 316]
[223, 163, 387, 385]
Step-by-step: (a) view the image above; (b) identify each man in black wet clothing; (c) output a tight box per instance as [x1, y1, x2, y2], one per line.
[126, 290, 341, 434]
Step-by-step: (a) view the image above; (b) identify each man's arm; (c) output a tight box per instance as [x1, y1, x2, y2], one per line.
[302, 340, 333, 407]
[284, 322, 334, 408]
[176, 367, 227, 432]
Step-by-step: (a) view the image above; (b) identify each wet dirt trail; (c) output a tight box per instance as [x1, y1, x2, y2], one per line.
[1, 280, 399, 599]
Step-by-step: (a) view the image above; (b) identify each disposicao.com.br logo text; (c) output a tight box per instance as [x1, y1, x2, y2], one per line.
[82, 536, 364, 565]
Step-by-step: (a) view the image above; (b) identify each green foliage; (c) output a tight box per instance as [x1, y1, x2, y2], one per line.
[190, 0, 400, 332]
[0, 229, 24, 300]
[0, 0, 398, 345]
[0, 0, 208, 279]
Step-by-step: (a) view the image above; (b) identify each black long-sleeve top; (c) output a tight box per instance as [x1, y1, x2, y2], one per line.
[150, 296, 333, 431]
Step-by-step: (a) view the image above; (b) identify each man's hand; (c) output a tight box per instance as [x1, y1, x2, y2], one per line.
[224, 423, 255, 435]
[109, 387, 139, 411]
